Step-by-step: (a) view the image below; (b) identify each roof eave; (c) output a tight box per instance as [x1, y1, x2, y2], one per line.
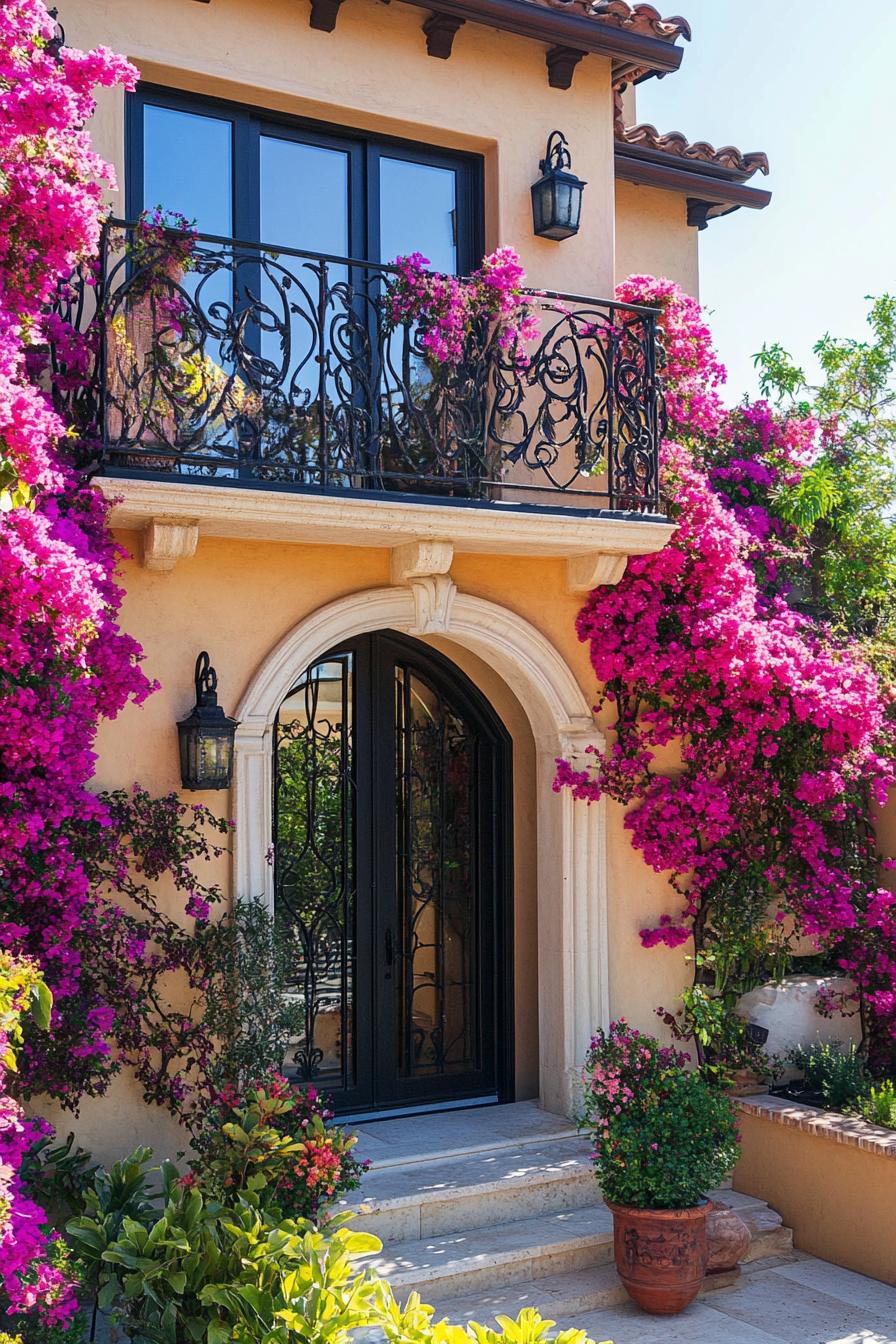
[398, 0, 686, 76]
[615, 147, 772, 212]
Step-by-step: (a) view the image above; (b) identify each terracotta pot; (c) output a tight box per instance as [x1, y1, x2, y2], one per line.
[705, 1199, 751, 1274]
[606, 1199, 707, 1315]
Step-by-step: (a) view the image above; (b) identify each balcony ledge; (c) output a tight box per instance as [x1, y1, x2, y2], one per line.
[99, 476, 674, 589]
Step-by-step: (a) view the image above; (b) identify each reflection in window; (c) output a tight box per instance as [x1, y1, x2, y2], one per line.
[143, 104, 233, 234]
[380, 157, 458, 274]
[274, 658, 356, 1090]
[396, 665, 478, 1078]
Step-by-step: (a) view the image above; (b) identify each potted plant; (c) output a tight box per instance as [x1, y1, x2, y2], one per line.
[582, 1020, 740, 1315]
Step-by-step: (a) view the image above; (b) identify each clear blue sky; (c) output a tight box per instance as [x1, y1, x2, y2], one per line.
[634, 0, 896, 403]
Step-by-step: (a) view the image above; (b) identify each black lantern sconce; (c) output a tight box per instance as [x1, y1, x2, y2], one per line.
[745, 1021, 770, 1048]
[177, 652, 239, 791]
[531, 131, 586, 241]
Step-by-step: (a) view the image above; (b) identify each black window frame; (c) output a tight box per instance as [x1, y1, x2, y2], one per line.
[126, 84, 485, 273]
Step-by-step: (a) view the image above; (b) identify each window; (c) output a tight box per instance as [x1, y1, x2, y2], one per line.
[127, 86, 484, 272]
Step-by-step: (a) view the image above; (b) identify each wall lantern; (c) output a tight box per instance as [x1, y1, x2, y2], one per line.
[177, 652, 239, 791]
[531, 131, 586, 241]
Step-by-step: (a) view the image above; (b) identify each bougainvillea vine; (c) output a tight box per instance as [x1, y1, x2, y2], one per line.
[0, 6, 150, 1091]
[558, 274, 896, 1067]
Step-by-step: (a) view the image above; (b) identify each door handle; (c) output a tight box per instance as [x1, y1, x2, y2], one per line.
[384, 927, 394, 978]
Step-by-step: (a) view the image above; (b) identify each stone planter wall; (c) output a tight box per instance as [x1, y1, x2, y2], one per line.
[733, 1095, 896, 1285]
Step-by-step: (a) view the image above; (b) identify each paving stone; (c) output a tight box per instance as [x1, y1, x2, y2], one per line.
[703, 1268, 896, 1344]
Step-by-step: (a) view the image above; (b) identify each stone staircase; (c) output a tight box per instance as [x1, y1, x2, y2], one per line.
[341, 1102, 795, 1328]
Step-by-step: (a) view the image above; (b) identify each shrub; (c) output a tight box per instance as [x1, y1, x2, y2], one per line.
[859, 1079, 896, 1129]
[788, 1041, 870, 1110]
[191, 1074, 368, 1222]
[581, 1021, 740, 1210]
[69, 1152, 601, 1344]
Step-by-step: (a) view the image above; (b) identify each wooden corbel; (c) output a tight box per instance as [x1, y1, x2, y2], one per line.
[423, 13, 465, 58]
[308, 0, 346, 32]
[546, 45, 586, 90]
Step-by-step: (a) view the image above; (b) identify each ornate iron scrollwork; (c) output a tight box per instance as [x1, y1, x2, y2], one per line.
[49, 220, 663, 513]
[274, 658, 355, 1089]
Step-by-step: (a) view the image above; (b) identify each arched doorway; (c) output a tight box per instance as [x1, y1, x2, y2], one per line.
[273, 629, 512, 1117]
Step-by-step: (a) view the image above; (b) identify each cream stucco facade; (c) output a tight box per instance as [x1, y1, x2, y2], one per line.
[44, 0, 761, 1158]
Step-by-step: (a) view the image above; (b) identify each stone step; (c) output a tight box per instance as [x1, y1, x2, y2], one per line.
[424, 1207, 794, 1324]
[361, 1205, 616, 1300]
[351, 1101, 579, 1172]
[342, 1137, 600, 1243]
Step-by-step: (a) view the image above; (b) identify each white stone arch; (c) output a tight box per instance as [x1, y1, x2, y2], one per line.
[234, 586, 608, 1116]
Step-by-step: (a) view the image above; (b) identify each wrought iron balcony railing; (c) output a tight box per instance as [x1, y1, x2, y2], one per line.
[50, 221, 666, 514]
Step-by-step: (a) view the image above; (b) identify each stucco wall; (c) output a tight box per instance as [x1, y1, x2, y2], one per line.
[37, 0, 708, 1160]
[63, 0, 617, 299]
[35, 534, 684, 1162]
[615, 180, 699, 296]
[734, 1105, 896, 1286]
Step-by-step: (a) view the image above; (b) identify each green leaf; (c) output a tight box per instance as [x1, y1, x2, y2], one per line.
[29, 979, 53, 1031]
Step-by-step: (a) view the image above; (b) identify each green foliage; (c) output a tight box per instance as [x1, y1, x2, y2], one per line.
[191, 1075, 367, 1222]
[66, 1146, 164, 1306]
[755, 295, 896, 649]
[19, 1131, 97, 1229]
[377, 1300, 601, 1344]
[68, 1150, 601, 1344]
[859, 1079, 896, 1128]
[581, 1023, 739, 1210]
[661, 871, 794, 1084]
[789, 1041, 870, 1110]
[201, 897, 304, 1099]
[596, 1071, 740, 1210]
[0, 951, 52, 1071]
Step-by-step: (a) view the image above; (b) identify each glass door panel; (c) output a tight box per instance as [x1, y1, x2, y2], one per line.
[396, 666, 479, 1080]
[143, 104, 233, 234]
[137, 104, 239, 471]
[379, 157, 458, 273]
[273, 632, 506, 1116]
[378, 156, 462, 485]
[260, 135, 356, 484]
[260, 136, 350, 256]
[274, 657, 357, 1092]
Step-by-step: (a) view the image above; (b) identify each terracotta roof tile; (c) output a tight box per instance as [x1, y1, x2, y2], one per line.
[527, 0, 690, 42]
[524, 2, 690, 47]
[612, 91, 769, 182]
[620, 122, 769, 178]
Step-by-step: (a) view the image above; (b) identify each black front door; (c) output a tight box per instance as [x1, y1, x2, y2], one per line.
[273, 631, 512, 1116]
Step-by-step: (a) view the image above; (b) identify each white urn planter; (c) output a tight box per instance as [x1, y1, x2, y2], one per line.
[736, 974, 860, 1072]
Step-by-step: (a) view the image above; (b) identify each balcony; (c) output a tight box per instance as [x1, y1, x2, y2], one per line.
[53, 221, 666, 519]
[49, 221, 673, 578]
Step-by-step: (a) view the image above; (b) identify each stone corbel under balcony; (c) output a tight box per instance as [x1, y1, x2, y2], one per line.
[102, 478, 674, 584]
[140, 517, 199, 571]
[390, 539, 457, 634]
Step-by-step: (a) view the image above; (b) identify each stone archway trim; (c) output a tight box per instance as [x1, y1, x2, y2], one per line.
[232, 586, 608, 1116]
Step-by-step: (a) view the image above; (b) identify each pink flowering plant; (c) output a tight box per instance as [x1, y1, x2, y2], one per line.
[0, 0, 154, 1096]
[384, 247, 540, 373]
[558, 275, 896, 1076]
[190, 1073, 368, 1222]
[581, 1021, 739, 1210]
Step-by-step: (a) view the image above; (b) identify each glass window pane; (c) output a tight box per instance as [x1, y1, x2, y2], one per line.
[260, 135, 349, 255]
[259, 137, 354, 484]
[380, 157, 458, 273]
[142, 104, 232, 234]
[275, 656, 356, 1090]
